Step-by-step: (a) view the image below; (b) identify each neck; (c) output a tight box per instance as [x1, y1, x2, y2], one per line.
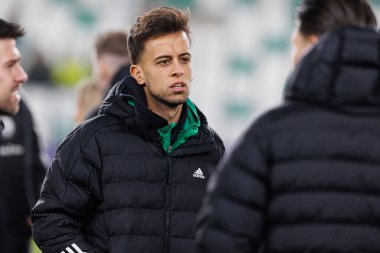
[148, 101, 183, 124]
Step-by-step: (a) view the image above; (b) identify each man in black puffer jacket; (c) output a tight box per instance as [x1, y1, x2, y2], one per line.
[0, 18, 44, 253]
[196, 1, 380, 253]
[32, 6, 224, 253]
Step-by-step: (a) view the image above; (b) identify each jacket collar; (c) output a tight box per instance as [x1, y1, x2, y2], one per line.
[99, 76, 209, 143]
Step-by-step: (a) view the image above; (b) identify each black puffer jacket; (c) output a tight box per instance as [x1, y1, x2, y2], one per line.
[32, 76, 224, 253]
[0, 99, 46, 253]
[196, 27, 380, 253]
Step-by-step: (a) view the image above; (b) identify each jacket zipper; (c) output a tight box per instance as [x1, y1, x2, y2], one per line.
[164, 155, 172, 253]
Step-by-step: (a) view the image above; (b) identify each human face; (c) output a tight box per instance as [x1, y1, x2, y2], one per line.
[93, 54, 111, 92]
[93, 54, 125, 92]
[0, 38, 28, 115]
[131, 31, 192, 112]
[291, 25, 318, 66]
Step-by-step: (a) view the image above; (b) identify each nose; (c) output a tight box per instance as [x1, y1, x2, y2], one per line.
[172, 59, 184, 77]
[15, 65, 28, 84]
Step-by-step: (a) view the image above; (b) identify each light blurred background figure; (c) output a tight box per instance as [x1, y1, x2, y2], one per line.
[92, 30, 130, 95]
[84, 30, 131, 120]
[73, 77, 103, 125]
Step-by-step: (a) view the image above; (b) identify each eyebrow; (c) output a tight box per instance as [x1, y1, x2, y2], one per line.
[154, 52, 191, 62]
[4, 57, 21, 66]
[154, 55, 171, 62]
[179, 52, 191, 58]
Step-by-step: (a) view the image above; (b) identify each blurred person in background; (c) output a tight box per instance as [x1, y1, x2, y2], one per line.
[93, 30, 131, 93]
[86, 30, 131, 119]
[32, 6, 224, 253]
[73, 77, 103, 125]
[196, 0, 380, 252]
[0, 19, 46, 253]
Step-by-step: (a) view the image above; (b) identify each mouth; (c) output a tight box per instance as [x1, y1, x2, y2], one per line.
[170, 82, 187, 92]
[11, 88, 21, 101]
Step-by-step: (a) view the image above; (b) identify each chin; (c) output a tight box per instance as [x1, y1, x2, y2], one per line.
[2, 106, 19, 116]
[165, 99, 187, 108]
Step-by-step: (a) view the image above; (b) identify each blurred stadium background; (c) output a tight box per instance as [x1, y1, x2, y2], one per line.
[1, 0, 380, 158]
[1, 0, 380, 252]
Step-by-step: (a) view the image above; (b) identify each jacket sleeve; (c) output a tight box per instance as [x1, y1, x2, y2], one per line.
[196, 126, 268, 253]
[32, 126, 102, 253]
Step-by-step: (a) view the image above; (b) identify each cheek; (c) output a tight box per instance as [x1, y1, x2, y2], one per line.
[186, 66, 193, 79]
[100, 67, 108, 79]
[0, 78, 11, 93]
[291, 42, 306, 66]
[96, 62, 108, 79]
[291, 46, 300, 66]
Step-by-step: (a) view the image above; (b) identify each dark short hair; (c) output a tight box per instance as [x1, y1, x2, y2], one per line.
[296, 0, 377, 36]
[95, 30, 129, 58]
[127, 7, 191, 64]
[0, 19, 25, 39]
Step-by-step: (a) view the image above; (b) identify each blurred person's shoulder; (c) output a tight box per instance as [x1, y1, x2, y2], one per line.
[243, 101, 319, 137]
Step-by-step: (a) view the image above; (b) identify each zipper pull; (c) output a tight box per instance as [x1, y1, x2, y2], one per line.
[168, 145, 173, 153]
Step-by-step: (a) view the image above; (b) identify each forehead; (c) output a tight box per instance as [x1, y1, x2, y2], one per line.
[0, 39, 20, 63]
[143, 31, 190, 57]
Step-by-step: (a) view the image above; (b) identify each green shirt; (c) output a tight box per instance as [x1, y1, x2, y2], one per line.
[157, 99, 200, 154]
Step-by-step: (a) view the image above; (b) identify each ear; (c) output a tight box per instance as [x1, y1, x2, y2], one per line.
[307, 34, 319, 46]
[130, 65, 145, 85]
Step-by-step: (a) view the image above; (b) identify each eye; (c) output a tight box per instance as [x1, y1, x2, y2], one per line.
[6, 61, 16, 68]
[180, 56, 191, 63]
[5, 58, 21, 69]
[157, 59, 170, 65]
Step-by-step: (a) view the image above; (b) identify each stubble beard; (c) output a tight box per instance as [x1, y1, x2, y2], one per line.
[152, 92, 188, 108]
[0, 104, 19, 116]
[0, 97, 19, 116]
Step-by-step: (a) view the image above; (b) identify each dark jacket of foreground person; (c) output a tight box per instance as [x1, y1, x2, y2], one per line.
[196, 27, 380, 253]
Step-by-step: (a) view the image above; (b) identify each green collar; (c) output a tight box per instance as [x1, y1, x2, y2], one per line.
[157, 99, 200, 154]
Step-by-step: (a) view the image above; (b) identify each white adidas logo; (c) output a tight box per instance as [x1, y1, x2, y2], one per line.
[193, 168, 205, 179]
[61, 243, 86, 253]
